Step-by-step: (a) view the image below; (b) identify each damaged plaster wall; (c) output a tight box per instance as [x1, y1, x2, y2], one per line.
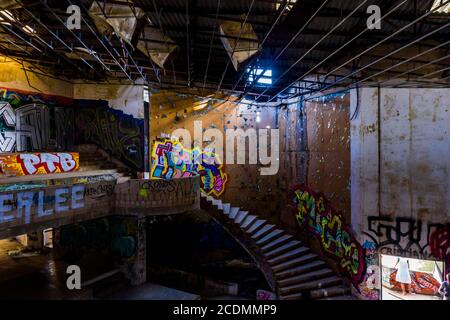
[351, 87, 450, 234]
[73, 82, 145, 119]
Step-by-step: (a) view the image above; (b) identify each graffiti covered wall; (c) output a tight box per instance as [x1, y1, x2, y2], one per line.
[0, 88, 75, 153]
[151, 138, 227, 196]
[74, 100, 145, 171]
[0, 88, 145, 172]
[0, 152, 79, 176]
[292, 185, 365, 287]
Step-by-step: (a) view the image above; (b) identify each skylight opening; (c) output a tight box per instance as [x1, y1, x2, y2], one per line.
[275, 0, 298, 14]
[431, 0, 450, 13]
[247, 68, 273, 85]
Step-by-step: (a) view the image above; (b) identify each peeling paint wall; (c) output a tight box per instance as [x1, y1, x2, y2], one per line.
[351, 87, 450, 233]
[73, 82, 145, 119]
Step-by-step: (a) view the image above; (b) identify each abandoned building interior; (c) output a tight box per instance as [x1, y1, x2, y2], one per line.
[0, 0, 449, 301]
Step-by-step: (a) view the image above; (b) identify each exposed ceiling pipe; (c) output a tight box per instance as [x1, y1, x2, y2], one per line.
[264, 0, 409, 101]
[91, 0, 150, 83]
[229, 0, 290, 94]
[240, 0, 331, 97]
[299, 19, 450, 101]
[201, 0, 221, 93]
[251, 0, 371, 102]
[378, 52, 450, 85]
[64, 0, 133, 81]
[291, 0, 450, 101]
[21, 6, 108, 79]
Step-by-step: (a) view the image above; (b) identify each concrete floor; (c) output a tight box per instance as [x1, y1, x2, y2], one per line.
[0, 238, 113, 299]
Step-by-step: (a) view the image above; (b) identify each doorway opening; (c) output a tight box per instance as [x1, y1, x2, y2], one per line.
[381, 254, 444, 300]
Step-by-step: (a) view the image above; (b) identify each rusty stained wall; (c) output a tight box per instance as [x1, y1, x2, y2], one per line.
[149, 90, 350, 226]
[351, 88, 450, 235]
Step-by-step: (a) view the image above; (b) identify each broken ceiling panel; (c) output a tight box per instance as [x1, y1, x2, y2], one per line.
[137, 27, 177, 69]
[219, 19, 260, 71]
[89, 0, 144, 44]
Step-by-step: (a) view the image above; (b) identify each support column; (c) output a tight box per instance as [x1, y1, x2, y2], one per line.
[129, 216, 147, 285]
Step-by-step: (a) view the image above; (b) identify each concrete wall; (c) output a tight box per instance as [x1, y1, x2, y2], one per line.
[350, 87, 450, 299]
[0, 57, 73, 98]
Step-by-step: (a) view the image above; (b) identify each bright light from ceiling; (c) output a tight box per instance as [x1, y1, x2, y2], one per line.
[22, 25, 36, 34]
[247, 68, 273, 85]
[0, 10, 15, 22]
[275, 0, 298, 13]
[431, 0, 450, 13]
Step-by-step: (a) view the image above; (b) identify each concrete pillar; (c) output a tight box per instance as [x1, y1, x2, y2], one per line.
[129, 217, 147, 285]
[26, 231, 44, 249]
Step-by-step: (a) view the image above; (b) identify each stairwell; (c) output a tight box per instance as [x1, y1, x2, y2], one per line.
[200, 194, 355, 300]
[76, 145, 133, 182]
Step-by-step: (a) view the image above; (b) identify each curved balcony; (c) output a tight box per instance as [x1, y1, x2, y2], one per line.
[0, 176, 201, 239]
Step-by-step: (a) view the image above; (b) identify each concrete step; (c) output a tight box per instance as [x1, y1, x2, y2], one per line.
[267, 247, 311, 266]
[256, 229, 284, 247]
[217, 201, 224, 210]
[212, 199, 222, 208]
[279, 276, 343, 296]
[310, 285, 350, 300]
[240, 215, 257, 230]
[234, 211, 249, 224]
[262, 237, 297, 256]
[272, 253, 318, 273]
[206, 196, 214, 202]
[251, 224, 276, 241]
[222, 203, 231, 214]
[246, 220, 267, 235]
[228, 207, 240, 219]
[275, 260, 327, 280]
[277, 268, 335, 288]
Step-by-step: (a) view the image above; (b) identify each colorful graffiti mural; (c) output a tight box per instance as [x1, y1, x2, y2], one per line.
[0, 88, 74, 153]
[292, 185, 365, 287]
[387, 269, 441, 296]
[0, 152, 79, 176]
[74, 101, 144, 171]
[151, 138, 227, 197]
[358, 240, 381, 300]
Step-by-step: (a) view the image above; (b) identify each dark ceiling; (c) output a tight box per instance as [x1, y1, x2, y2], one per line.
[0, 0, 449, 102]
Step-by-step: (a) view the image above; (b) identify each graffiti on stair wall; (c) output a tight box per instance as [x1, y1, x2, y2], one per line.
[57, 216, 138, 260]
[151, 138, 228, 197]
[292, 185, 365, 287]
[0, 88, 75, 153]
[137, 177, 199, 200]
[74, 102, 144, 171]
[364, 217, 450, 274]
[0, 152, 79, 176]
